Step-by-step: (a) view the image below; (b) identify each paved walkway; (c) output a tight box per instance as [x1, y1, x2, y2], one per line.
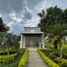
[27, 48, 48, 67]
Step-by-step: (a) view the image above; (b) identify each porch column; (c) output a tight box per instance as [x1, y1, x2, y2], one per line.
[39, 43, 41, 48]
[20, 35, 23, 48]
[39, 36, 41, 48]
[23, 35, 26, 48]
[42, 33, 44, 48]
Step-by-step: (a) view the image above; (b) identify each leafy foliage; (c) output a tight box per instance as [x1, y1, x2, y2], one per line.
[0, 48, 25, 67]
[0, 53, 17, 63]
[38, 6, 67, 64]
[18, 49, 29, 67]
[38, 6, 67, 35]
[38, 49, 60, 67]
[0, 17, 9, 32]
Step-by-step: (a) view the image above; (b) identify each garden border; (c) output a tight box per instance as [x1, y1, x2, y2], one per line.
[38, 49, 60, 67]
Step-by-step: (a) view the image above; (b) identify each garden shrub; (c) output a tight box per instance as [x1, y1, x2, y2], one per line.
[38, 49, 60, 67]
[61, 59, 67, 64]
[51, 55, 67, 67]
[62, 63, 67, 67]
[0, 53, 17, 63]
[0, 50, 16, 54]
[61, 59, 67, 67]
[63, 53, 67, 59]
[18, 49, 29, 67]
[0, 48, 25, 67]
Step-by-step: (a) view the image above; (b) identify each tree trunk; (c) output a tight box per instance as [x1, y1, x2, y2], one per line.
[7, 51, 10, 55]
[7, 47, 10, 55]
[59, 40, 62, 67]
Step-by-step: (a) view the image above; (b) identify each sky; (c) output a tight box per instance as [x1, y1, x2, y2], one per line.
[0, 0, 67, 35]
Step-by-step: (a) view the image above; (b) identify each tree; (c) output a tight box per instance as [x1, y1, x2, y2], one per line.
[63, 9, 67, 23]
[0, 17, 9, 50]
[38, 6, 67, 47]
[1, 33, 19, 55]
[38, 6, 67, 66]
[38, 6, 63, 34]
[0, 17, 9, 32]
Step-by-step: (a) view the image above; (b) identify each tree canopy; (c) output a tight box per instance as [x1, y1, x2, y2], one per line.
[38, 6, 67, 49]
[0, 17, 9, 32]
[38, 6, 67, 63]
[38, 6, 67, 36]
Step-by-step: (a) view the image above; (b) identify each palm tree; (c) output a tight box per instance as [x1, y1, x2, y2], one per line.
[46, 23, 67, 66]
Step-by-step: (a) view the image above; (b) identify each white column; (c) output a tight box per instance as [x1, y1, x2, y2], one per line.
[38, 37, 41, 48]
[39, 43, 41, 48]
[42, 33, 44, 48]
[23, 36, 25, 48]
[20, 35, 23, 48]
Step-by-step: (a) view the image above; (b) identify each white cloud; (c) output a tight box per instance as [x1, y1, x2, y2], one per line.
[25, 0, 55, 27]
[25, 16, 40, 27]
[10, 10, 23, 22]
[7, 21, 24, 35]
[0, 14, 2, 17]
[0, 0, 66, 35]
[24, 0, 49, 27]
[10, 10, 16, 18]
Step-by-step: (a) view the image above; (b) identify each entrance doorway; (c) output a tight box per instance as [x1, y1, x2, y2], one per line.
[26, 36, 41, 48]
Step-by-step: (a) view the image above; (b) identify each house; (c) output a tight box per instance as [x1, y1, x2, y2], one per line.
[20, 27, 44, 48]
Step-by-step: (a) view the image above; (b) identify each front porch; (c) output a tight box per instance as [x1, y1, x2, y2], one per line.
[20, 27, 44, 48]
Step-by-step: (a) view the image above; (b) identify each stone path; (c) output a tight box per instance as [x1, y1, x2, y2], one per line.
[27, 48, 48, 67]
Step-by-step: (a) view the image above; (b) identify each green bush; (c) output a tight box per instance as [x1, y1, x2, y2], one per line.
[38, 49, 60, 67]
[61, 59, 67, 67]
[62, 63, 67, 67]
[63, 53, 67, 59]
[0, 48, 25, 67]
[0, 50, 16, 54]
[18, 49, 29, 67]
[0, 53, 17, 63]
[61, 59, 67, 64]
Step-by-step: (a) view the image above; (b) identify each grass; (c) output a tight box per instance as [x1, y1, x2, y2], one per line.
[0, 48, 25, 67]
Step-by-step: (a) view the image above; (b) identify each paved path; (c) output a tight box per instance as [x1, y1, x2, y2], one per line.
[27, 48, 48, 67]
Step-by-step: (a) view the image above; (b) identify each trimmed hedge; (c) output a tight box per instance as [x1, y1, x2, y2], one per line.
[62, 59, 67, 64]
[0, 50, 16, 54]
[38, 49, 60, 67]
[63, 53, 67, 59]
[18, 49, 29, 67]
[0, 53, 17, 63]
[0, 48, 25, 67]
